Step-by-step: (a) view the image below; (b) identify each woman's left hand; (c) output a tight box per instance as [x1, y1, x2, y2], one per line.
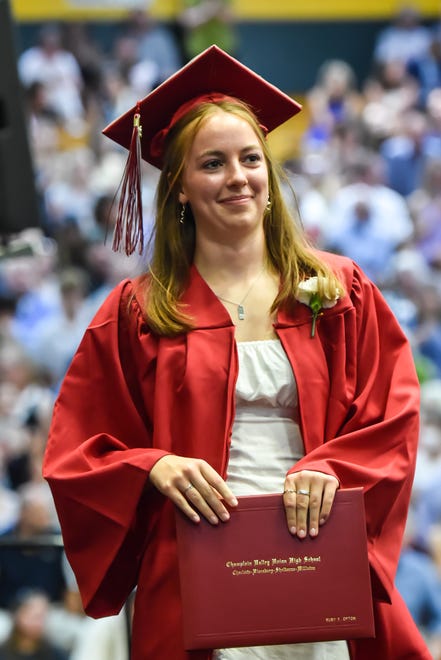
[282, 470, 339, 538]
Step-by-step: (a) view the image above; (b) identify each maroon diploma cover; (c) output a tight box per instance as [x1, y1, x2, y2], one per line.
[175, 488, 374, 650]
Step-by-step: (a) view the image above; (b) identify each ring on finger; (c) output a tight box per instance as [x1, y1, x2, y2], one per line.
[297, 489, 310, 497]
[283, 489, 296, 494]
[184, 483, 194, 494]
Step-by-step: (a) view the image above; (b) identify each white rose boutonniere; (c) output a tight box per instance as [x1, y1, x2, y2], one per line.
[295, 276, 340, 337]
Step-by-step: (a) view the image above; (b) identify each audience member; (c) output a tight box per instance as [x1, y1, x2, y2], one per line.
[425, 88, 441, 154]
[100, 64, 139, 125]
[17, 24, 85, 125]
[62, 23, 105, 116]
[23, 81, 62, 176]
[361, 58, 419, 143]
[411, 158, 441, 270]
[43, 148, 98, 239]
[397, 514, 441, 659]
[0, 589, 68, 660]
[0, 483, 64, 609]
[30, 268, 90, 386]
[118, 9, 182, 87]
[324, 151, 413, 282]
[408, 30, 441, 108]
[412, 283, 441, 378]
[380, 109, 432, 197]
[372, 5, 432, 67]
[327, 186, 398, 282]
[380, 248, 431, 340]
[178, 0, 237, 59]
[304, 59, 363, 149]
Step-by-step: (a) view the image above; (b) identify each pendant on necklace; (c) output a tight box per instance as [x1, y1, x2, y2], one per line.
[237, 305, 245, 321]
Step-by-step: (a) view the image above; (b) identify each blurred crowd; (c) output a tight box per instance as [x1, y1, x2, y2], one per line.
[1, 3, 441, 658]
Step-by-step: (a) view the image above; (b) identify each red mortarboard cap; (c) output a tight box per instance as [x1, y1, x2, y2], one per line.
[103, 44, 302, 170]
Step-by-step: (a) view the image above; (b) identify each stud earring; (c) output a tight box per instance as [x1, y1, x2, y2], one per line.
[179, 204, 186, 224]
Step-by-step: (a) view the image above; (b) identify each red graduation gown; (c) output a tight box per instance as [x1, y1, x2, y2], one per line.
[43, 252, 430, 659]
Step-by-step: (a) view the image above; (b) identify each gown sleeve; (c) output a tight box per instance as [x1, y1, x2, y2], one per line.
[287, 261, 420, 603]
[43, 280, 169, 617]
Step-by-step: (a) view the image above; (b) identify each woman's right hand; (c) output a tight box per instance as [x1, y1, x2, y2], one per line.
[149, 454, 238, 524]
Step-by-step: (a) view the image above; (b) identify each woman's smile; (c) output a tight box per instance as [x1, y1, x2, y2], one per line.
[218, 194, 254, 204]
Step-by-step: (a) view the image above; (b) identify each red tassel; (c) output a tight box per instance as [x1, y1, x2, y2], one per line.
[112, 107, 144, 255]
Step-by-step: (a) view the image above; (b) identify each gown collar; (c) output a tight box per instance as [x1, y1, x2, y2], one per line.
[182, 264, 351, 331]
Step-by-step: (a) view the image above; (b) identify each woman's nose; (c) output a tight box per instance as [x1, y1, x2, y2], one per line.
[226, 161, 248, 186]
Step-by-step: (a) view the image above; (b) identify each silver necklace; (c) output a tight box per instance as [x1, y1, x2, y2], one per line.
[215, 268, 265, 321]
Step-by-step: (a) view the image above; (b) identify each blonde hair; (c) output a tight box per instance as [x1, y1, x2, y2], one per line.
[141, 99, 342, 335]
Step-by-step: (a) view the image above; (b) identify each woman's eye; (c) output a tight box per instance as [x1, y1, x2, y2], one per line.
[203, 159, 223, 170]
[244, 153, 262, 164]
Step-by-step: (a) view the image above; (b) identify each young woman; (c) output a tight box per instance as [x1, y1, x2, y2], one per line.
[43, 46, 429, 659]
